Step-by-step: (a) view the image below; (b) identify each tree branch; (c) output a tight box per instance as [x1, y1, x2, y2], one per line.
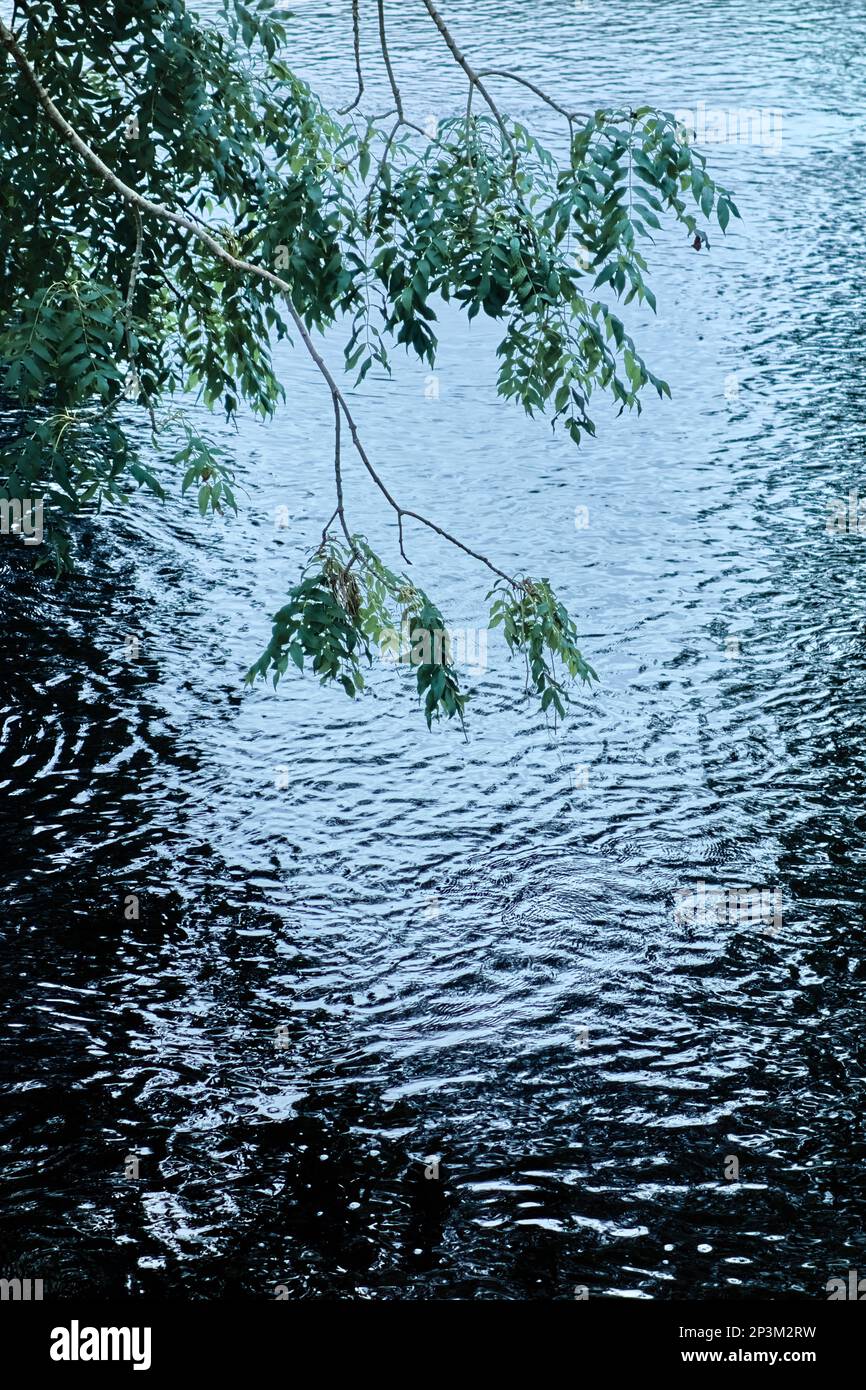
[338, 0, 364, 115]
[331, 389, 355, 554]
[121, 205, 157, 432]
[376, 0, 404, 122]
[320, 505, 339, 548]
[475, 68, 592, 132]
[123, 205, 143, 320]
[0, 14, 519, 590]
[420, 0, 516, 163]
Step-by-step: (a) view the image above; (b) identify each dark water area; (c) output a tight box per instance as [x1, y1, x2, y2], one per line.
[2, 0, 866, 1300]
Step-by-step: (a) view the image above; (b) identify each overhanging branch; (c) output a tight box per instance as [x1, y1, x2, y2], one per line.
[0, 15, 519, 589]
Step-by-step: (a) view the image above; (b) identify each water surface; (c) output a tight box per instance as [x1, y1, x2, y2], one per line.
[2, 0, 865, 1300]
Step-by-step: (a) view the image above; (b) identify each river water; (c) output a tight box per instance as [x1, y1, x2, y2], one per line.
[2, 0, 865, 1300]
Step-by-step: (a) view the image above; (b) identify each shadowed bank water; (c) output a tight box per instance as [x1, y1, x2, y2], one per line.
[2, 0, 866, 1299]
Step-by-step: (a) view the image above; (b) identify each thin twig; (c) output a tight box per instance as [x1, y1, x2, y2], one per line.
[364, 115, 401, 232]
[376, 0, 404, 122]
[154, 262, 184, 303]
[338, 0, 365, 115]
[476, 69, 591, 127]
[320, 505, 339, 548]
[331, 390, 354, 552]
[420, 0, 516, 164]
[123, 206, 143, 319]
[121, 206, 156, 432]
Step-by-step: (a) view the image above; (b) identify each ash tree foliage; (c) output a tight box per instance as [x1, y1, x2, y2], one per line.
[0, 0, 737, 729]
